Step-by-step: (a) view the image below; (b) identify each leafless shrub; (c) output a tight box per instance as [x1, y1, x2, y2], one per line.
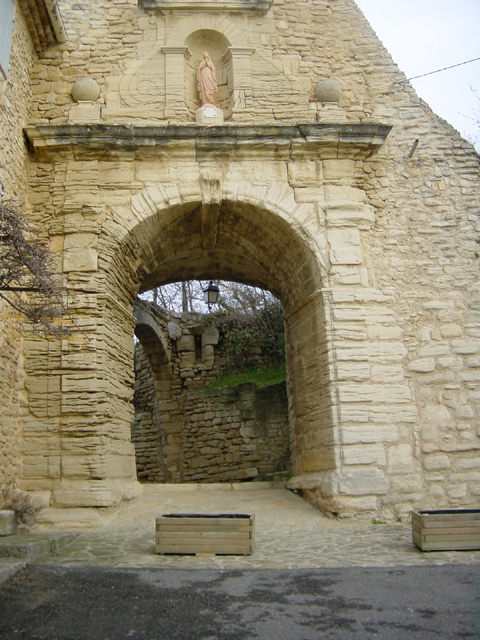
[0, 199, 68, 336]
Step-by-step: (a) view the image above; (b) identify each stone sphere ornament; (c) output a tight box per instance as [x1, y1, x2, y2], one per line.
[71, 77, 101, 103]
[314, 78, 342, 103]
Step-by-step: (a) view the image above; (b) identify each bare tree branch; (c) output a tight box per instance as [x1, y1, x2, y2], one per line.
[0, 199, 68, 336]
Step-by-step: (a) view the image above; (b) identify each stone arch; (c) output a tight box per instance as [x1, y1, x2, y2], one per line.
[133, 305, 171, 369]
[132, 304, 178, 482]
[113, 179, 327, 297]
[165, 14, 244, 48]
[101, 183, 334, 493]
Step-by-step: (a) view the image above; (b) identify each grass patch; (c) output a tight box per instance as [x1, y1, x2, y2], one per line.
[205, 366, 286, 390]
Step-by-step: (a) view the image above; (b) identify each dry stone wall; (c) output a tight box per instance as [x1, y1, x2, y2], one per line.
[131, 342, 160, 481]
[182, 382, 289, 483]
[132, 303, 290, 483]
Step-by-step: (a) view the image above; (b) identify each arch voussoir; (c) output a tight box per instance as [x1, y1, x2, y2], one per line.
[166, 14, 244, 47]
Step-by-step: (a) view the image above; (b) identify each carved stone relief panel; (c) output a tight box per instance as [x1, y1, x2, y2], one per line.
[118, 49, 166, 111]
[103, 18, 170, 121]
[103, 10, 305, 123]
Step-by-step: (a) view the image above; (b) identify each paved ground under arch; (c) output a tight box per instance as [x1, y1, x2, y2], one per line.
[36, 483, 480, 570]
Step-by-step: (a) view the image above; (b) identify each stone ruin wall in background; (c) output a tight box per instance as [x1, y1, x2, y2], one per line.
[132, 305, 290, 483]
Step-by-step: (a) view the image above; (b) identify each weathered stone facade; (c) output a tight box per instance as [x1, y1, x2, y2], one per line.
[0, 0, 479, 524]
[132, 302, 289, 483]
[0, 1, 43, 498]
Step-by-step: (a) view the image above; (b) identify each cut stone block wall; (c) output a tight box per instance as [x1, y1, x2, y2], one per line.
[0, 1, 37, 497]
[0, 308, 23, 496]
[0, 0, 478, 523]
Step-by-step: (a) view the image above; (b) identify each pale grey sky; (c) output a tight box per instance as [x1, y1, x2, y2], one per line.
[355, 0, 480, 148]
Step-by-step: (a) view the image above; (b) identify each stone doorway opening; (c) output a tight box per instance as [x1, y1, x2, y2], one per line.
[106, 190, 334, 508]
[132, 283, 290, 485]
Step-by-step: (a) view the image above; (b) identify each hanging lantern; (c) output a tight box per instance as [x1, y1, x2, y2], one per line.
[203, 280, 219, 311]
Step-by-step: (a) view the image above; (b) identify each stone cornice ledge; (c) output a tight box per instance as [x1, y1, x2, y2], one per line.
[24, 123, 392, 160]
[140, 0, 273, 12]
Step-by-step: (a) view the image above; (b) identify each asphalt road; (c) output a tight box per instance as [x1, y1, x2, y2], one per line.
[0, 565, 478, 639]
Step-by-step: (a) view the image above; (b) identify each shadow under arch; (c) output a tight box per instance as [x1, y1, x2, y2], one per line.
[103, 193, 336, 496]
[114, 199, 326, 314]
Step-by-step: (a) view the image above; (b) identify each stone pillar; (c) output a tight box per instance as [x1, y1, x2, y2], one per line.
[21, 198, 142, 521]
[51, 295, 141, 511]
[286, 157, 419, 518]
[323, 159, 418, 518]
[228, 47, 254, 113]
[162, 46, 190, 118]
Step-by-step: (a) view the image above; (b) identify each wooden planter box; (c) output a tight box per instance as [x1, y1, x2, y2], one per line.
[155, 514, 255, 556]
[412, 509, 480, 551]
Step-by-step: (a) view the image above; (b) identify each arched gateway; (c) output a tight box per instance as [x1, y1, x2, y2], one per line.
[5, 0, 478, 527]
[22, 122, 419, 525]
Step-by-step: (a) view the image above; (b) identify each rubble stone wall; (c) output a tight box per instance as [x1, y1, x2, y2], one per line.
[0, 0, 35, 197]
[182, 382, 289, 483]
[131, 309, 290, 483]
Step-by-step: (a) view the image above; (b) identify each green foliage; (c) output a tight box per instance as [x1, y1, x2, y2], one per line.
[212, 293, 285, 373]
[205, 365, 286, 390]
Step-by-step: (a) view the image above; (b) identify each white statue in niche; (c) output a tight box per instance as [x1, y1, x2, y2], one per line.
[197, 52, 217, 107]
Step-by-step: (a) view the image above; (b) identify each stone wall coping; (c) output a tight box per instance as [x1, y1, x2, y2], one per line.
[134, 300, 208, 325]
[24, 123, 392, 159]
[140, 0, 273, 13]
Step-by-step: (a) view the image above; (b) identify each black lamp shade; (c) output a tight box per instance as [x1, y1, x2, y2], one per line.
[204, 281, 219, 307]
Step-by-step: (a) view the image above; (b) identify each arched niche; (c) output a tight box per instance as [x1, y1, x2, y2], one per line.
[159, 15, 253, 120]
[184, 30, 232, 119]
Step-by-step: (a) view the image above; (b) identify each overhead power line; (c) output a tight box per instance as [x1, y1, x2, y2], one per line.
[396, 56, 480, 84]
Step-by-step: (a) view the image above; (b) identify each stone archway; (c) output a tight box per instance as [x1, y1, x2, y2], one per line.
[23, 122, 413, 524]
[103, 184, 333, 498]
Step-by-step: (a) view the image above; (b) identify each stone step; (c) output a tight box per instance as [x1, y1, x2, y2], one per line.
[0, 531, 77, 564]
[0, 510, 17, 536]
[0, 557, 26, 585]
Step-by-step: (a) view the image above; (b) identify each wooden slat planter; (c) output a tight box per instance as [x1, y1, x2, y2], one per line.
[412, 509, 480, 551]
[155, 514, 255, 556]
